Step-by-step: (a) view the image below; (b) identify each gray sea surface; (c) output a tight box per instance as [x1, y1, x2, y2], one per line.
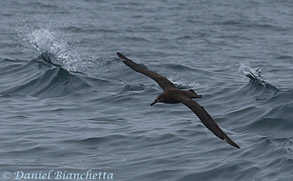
[0, 0, 293, 180]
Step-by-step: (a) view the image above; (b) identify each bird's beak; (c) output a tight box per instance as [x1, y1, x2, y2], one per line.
[151, 99, 158, 106]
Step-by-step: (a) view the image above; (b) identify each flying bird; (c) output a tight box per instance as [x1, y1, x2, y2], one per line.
[117, 52, 240, 149]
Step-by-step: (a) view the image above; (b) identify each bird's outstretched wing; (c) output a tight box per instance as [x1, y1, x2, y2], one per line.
[117, 52, 176, 91]
[177, 96, 240, 149]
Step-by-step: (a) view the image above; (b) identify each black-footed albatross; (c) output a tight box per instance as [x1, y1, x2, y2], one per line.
[117, 52, 240, 149]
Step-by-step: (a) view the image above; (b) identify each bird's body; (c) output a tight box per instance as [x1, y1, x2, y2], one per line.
[155, 88, 200, 104]
[117, 52, 240, 149]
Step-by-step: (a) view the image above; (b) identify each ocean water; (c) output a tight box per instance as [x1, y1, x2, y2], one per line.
[0, 0, 293, 180]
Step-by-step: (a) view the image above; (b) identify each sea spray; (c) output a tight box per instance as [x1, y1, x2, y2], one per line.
[18, 26, 84, 72]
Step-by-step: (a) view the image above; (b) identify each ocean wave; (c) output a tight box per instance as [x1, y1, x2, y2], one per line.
[0, 55, 103, 97]
[238, 63, 281, 98]
[17, 27, 86, 72]
[122, 84, 146, 91]
[226, 88, 293, 137]
[263, 89, 293, 105]
[1, 68, 90, 98]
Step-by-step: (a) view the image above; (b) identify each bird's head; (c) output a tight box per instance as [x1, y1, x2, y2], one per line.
[151, 94, 165, 106]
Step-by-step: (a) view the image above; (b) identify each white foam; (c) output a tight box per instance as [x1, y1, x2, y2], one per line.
[169, 76, 200, 89]
[18, 27, 84, 72]
[238, 63, 281, 91]
[239, 63, 261, 80]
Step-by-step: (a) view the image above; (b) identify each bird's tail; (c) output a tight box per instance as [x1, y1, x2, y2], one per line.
[189, 89, 202, 98]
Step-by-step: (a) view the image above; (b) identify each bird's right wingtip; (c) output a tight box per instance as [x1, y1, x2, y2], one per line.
[224, 136, 240, 149]
[234, 143, 240, 149]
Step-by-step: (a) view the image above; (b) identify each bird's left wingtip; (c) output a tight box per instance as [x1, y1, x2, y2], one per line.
[117, 52, 128, 62]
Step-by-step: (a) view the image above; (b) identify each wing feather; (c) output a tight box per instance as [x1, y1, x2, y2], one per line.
[178, 96, 240, 149]
[117, 52, 175, 90]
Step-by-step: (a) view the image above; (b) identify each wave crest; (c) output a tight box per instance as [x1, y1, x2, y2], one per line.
[239, 63, 281, 93]
[18, 27, 84, 72]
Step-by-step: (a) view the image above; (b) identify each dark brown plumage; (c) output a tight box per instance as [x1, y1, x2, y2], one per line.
[117, 52, 240, 149]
